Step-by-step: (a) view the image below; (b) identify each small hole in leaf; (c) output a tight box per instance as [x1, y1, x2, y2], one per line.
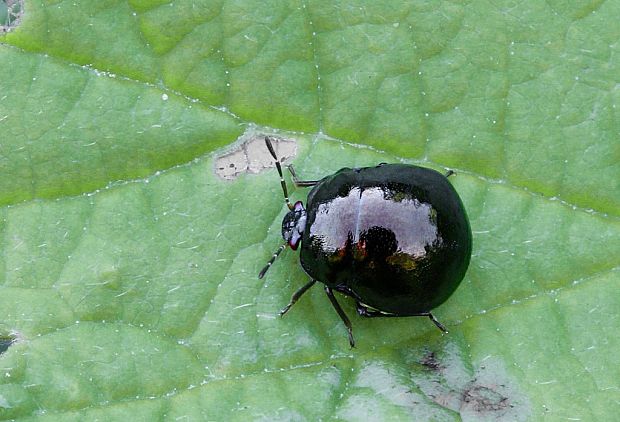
[0, 0, 23, 33]
[0, 335, 16, 355]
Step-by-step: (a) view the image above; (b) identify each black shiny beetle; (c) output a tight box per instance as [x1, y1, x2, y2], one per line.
[259, 137, 472, 347]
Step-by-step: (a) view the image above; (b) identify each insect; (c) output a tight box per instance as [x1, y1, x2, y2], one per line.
[259, 137, 472, 347]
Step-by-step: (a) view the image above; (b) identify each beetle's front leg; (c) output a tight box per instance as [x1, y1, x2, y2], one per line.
[279, 279, 316, 316]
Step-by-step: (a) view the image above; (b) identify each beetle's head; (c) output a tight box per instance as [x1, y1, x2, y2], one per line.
[259, 137, 308, 280]
[282, 201, 307, 250]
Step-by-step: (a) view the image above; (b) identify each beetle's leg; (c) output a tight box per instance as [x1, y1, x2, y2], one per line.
[356, 302, 390, 317]
[408, 312, 449, 334]
[355, 302, 449, 334]
[324, 287, 355, 348]
[265, 137, 294, 210]
[426, 313, 449, 333]
[288, 164, 319, 187]
[444, 169, 455, 178]
[279, 279, 317, 316]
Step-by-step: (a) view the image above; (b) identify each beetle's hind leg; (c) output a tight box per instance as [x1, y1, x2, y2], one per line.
[325, 287, 355, 348]
[288, 165, 319, 187]
[356, 302, 448, 334]
[279, 279, 316, 316]
[426, 313, 449, 333]
[356, 302, 390, 317]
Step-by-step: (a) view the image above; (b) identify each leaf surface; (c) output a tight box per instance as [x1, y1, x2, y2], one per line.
[1, 0, 619, 420]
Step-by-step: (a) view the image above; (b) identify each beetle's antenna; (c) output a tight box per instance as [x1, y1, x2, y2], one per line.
[265, 137, 294, 210]
[258, 242, 287, 279]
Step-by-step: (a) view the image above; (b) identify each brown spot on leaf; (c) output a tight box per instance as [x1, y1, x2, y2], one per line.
[0, 333, 17, 355]
[461, 382, 512, 413]
[420, 350, 442, 371]
[410, 342, 531, 420]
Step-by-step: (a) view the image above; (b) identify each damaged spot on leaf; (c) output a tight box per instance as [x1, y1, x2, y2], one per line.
[215, 134, 297, 180]
[461, 383, 511, 413]
[0, 334, 16, 355]
[420, 350, 443, 371]
[411, 342, 531, 420]
[0, 0, 23, 33]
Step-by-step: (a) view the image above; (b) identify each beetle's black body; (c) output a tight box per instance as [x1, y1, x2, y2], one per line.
[259, 137, 472, 347]
[300, 164, 471, 316]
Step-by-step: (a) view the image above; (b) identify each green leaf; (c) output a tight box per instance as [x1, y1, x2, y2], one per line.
[1, 0, 619, 420]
